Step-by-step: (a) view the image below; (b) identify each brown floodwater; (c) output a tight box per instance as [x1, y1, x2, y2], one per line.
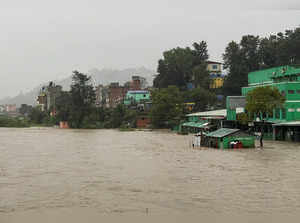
[1, 127, 300, 217]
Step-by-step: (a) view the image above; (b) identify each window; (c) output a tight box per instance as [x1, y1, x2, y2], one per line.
[288, 90, 295, 94]
[296, 90, 300, 94]
[143, 94, 146, 97]
[275, 108, 280, 119]
[212, 65, 218, 70]
[289, 76, 297, 81]
[282, 108, 286, 119]
[281, 91, 286, 96]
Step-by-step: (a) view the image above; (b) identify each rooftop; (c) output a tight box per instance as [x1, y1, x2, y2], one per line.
[273, 121, 300, 127]
[187, 108, 244, 117]
[127, 90, 149, 94]
[207, 60, 223, 65]
[206, 128, 240, 138]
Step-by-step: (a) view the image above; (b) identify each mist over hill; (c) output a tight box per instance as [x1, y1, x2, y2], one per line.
[0, 67, 155, 107]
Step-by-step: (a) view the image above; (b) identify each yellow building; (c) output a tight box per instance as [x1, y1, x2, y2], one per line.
[207, 61, 225, 89]
[209, 75, 225, 89]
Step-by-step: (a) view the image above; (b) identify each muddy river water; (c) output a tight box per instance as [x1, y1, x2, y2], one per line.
[1, 127, 300, 217]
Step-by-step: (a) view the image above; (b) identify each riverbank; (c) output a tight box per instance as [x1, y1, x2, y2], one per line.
[0, 116, 30, 128]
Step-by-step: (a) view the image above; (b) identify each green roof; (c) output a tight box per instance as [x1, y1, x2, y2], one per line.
[182, 122, 194, 127]
[206, 128, 240, 138]
[181, 121, 208, 128]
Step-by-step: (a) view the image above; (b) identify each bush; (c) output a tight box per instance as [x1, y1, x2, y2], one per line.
[0, 116, 30, 128]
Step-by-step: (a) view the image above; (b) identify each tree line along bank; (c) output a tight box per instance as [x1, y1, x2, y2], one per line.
[0, 26, 299, 133]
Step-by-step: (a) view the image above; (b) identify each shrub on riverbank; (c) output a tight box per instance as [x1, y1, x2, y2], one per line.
[0, 116, 30, 128]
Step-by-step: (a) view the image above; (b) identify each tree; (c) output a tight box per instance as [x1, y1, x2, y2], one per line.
[245, 86, 285, 119]
[183, 87, 217, 112]
[19, 104, 33, 116]
[222, 41, 246, 96]
[153, 41, 209, 89]
[192, 62, 210, 89]
[239, 35, 261, 72]
[259, 35, 281, 68]
[223, 36, 261, 96]
[223, 27, 300, 97]
[29, 107, 48, 124]
[69, 71, 96, 128]
[55, 91, 72, 122]
[285, 27, 300, 64]
[150, 86, 184, 128]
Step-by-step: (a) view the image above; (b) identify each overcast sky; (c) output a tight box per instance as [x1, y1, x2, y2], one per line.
[0, 0, 299, 98]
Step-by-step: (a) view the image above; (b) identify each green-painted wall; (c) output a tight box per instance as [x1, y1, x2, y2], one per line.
[222, 136, 255, 149]
[188, 116, 198, 122]
[248, 66, 286, 85]
[241, 64, 300, 122]
[248, 65, 300, 85]
[124, 91, 150, 105]
[242, 82, 300, 121]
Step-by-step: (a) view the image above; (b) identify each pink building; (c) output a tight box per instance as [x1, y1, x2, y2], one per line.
[5, 104, 17, 113]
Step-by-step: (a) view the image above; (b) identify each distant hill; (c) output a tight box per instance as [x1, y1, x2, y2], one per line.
[0, 67, 155, 107]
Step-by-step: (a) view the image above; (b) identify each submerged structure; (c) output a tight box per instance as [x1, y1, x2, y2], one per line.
[202, 128, 255, 149]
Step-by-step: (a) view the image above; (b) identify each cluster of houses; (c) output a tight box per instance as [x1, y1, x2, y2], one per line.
[180, 64, 300, 148]
[37, 82, 62, 113]
[94, 76, 152, 128]
[95, 76, 151, 109]
[0, 104, 17, 115]
[36, 75, 152, 128]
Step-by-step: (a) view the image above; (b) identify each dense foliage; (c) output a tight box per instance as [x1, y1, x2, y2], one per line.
[29, 107, 50, 125]
[0, 116, 30, 128]
[150, 86, 184, 128]
[182, 87, 217, 112]
[153, 41, 210, 90]
[67, 71, 96, 128]
[246, 86, 285, 118]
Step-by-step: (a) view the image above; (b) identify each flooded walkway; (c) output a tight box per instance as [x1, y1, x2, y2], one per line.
[1, 128, 300, 215]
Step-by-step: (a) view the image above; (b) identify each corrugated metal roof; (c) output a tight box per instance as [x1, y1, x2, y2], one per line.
[182, 122, 209, 128]
[187, 108, 244, 117]
[273, 121, 300, 127]
[205, 128, 240, 138]
[127, 90, 149, 94]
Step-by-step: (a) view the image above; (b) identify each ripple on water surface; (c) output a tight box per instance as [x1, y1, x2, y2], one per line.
[1, 128, 300, 214]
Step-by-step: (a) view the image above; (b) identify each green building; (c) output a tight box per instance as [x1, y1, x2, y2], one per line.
[242, 65, 300, 120]
[232, 65, 300, 141]
[124, 90, 150, 106]
[203, 128, 255, 149]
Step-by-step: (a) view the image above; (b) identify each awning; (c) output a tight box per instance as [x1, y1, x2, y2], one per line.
[181, 122, 209, 128]
[273, 121, 300, 127]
